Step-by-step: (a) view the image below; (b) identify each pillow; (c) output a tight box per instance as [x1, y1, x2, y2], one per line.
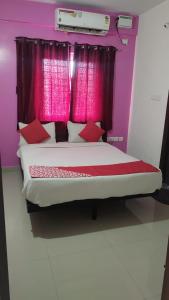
[79, 121, 105, 142]
[67, 121, 103, 143]
[19, 122, 55, 146]
[19, 120, 56, 146]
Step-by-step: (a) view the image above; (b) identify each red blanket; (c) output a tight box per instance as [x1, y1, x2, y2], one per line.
[29, 161, 160, 178]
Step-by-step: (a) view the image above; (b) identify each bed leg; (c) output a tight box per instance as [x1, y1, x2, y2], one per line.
[91, 203, 97, 220]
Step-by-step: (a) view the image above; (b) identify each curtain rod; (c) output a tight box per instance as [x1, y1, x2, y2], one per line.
[15, 38, 117, 51]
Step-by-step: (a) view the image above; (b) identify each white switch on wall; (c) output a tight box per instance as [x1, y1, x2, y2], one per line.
[107, 137, 124, 142]
[122, 39, 128, 45]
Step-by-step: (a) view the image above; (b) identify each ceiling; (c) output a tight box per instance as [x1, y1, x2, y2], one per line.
[29, 0, 166, 15]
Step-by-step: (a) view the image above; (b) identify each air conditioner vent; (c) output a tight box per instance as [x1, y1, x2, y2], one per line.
[58, 24, 107, 36]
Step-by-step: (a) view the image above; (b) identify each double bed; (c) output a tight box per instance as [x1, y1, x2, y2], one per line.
[18, 142, 162, 217]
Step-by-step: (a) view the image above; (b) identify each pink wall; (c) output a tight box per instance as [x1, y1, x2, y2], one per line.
[0, 0, 138, 167]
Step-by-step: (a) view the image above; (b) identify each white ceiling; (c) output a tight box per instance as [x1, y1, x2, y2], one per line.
[29, 0, 166, 15]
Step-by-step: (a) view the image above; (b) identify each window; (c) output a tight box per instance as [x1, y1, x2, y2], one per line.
[16, 38, 116, 132]
[39, 50, 74, 122]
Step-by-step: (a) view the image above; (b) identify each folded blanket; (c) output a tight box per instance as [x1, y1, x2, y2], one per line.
[29, 161, 160, 178]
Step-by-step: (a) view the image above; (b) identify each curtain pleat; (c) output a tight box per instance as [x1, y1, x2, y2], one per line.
[101, 47, 116, 131]
[71, 43, 116, 131]
[16, 38, 37, 124]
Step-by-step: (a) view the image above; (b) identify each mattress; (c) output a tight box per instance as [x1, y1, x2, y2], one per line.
[18, 142, 162, 207]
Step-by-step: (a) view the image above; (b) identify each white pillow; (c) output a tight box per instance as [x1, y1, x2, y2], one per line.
[18, 122, 56, 146]
[67, 121, 103, 143]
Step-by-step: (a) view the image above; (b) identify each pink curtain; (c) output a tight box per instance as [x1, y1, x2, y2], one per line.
[71, 44, 116, 131]
[71, 45, 103, 123]
[34, 41, 71, 122]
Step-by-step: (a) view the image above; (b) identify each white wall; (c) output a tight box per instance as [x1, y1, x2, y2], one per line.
[128, 0, 169, 166]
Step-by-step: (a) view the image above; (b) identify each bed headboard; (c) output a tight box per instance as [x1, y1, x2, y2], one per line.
[55, 122, 68, 142]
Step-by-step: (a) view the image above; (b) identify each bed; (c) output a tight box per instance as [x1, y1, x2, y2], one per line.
[18, 142, 162, 217]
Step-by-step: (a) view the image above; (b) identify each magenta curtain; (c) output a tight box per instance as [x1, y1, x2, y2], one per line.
[16, 38, 71, 124]
[16, 38, 116, 139]
[35, 41, 71, 122]
[71, 44, 116, 131]
[71, 44, 103, 123]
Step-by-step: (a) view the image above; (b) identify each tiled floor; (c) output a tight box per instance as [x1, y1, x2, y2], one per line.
[2, 168, 169, 300]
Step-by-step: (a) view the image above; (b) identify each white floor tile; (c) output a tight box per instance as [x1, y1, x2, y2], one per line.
[50, 248, 145, 300]
[7, 228, 48, 261]
[145, 219, 169, 238]
[127, 197, 169, 224]
[2, 169, 169, 300]
[111, 237, 168, 299]
[46, 232, 109, 257]
[44, 224, 109, 257]
[146, 294, 161, 300]
[103, 223, 152, 246]
[9, 258, 58, 300]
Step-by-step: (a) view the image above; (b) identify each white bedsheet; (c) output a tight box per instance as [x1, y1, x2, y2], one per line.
[18, 142, 162, 207]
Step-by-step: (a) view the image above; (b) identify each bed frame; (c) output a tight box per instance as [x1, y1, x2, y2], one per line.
[26, 190, 160, 220]
[19, 130, 160, 220]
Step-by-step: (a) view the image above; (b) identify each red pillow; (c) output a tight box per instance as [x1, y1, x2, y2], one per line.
[20, 119, 50, 144]
[79, 121, 105, 142]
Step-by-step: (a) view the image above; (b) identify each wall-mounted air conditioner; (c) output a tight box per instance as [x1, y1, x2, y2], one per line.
[55, 8, 110, 36]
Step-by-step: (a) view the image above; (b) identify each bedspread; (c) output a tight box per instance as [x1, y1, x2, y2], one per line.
[18, 142, 162, 207]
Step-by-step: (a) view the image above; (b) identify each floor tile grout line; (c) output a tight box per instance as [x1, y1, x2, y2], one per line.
[41, 223, 113, 260]
[42, 223, 62, 300]
[101, 228, 151, 248]
[101, 225, 169, 249]
[45, 241, 112, 260]
[48, 255, 61, 300]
